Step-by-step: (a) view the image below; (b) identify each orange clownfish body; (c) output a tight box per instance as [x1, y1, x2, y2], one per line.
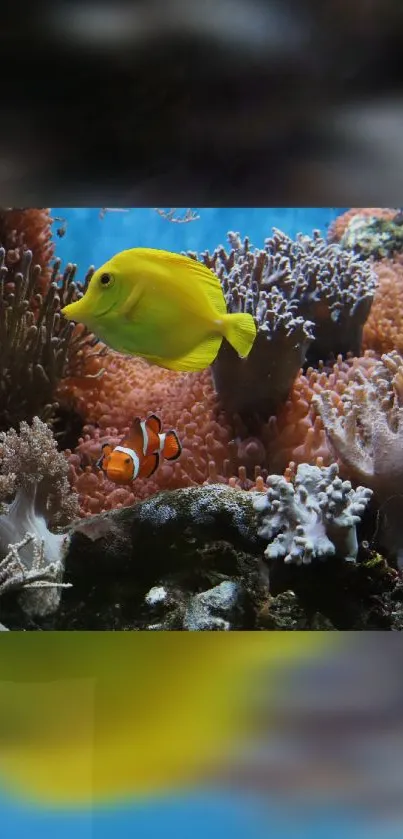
[97, 414, 182, 485]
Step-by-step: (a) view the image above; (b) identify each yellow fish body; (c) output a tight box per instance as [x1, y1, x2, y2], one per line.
[61, 248, 257, 372]
[0, 632, 333, 808]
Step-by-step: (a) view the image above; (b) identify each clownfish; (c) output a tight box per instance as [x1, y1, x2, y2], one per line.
[97, 414, 182, 485]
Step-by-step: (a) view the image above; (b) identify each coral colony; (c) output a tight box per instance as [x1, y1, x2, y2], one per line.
[1, 207, 403, 630]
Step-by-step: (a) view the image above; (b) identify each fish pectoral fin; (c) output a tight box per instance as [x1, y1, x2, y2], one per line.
[118, 282, 144, 319]
[139, 452, 160, 478]
[163, 431, 182, 461]
[96, 443, 112, 468]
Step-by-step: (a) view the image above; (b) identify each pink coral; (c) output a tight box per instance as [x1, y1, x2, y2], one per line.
[363, 257, 403, 355]
[61, 352, 238, 515]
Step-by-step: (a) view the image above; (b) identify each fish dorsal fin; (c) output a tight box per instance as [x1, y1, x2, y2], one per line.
[165, 252, 228, 317]
[126, 418, 144, 452]
[134, 248, 228, 318]
[146, 414, 162, 434]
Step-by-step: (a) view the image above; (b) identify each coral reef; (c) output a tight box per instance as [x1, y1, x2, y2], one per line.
[0, 242, 103, 432]
[263, 351, 379, 475]
[313, 352, 403, 501]
[0, 417, 78, 619]
[362, 257, 403, 355]
[254, 462, 372, 567]
[61, 356, 239, 514]
[339, 213, 403, 260]
[193, 229, 376, 420]
[313, 351, 403, 566]
[0, 208, 55, 292]
[328, 208, 397, 244]
[0, 474, 395, 632]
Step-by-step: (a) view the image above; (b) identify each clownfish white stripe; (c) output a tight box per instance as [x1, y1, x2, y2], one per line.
[158, 433, 166, 453]
[114, 446, 140, 479]
[139, 420, 148, 455]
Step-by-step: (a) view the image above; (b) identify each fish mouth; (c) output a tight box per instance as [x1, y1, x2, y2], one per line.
[107, 470, 131, 484]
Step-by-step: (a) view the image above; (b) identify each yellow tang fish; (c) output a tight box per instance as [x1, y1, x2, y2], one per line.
[61, 248, 257, 372]
[0, 632, 334, 809]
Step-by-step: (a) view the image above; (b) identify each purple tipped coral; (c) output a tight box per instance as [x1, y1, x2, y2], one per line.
[192, 229, 376, 422]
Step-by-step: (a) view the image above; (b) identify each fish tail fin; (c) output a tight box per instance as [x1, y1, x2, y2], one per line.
[163, 430, 182, 461]
[222, 313, 257, 358]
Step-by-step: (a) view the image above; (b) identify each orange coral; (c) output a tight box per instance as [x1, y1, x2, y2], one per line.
[0, 208, 55, 294]
[328, 208, 397, 243]
[261, 352, 379, 476]
[60, 344, 383, 515]
[60, 352, 238, 515]
[363, 257, 403, 355]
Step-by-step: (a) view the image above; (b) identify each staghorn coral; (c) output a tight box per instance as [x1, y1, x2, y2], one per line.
[0, 244, 103, 432]
[253, 462, 372, 567]
[328, 208, 397, 244]
[191, 229, 376, 421]
[0, 208, 55, 293]
[0, 416, 78, 617]
[362, 257, 403, 355]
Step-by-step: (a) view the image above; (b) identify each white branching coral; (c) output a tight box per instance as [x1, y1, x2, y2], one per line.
[253, 463, 372, 566]
[313, 351, 403, 500]
[0, 416, 78, 617]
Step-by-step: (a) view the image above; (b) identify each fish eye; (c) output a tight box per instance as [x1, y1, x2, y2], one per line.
[124, 458, 131, 464]
[99, 272, 114, 288]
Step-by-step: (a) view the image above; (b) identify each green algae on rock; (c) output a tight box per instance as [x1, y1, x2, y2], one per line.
[340, 211, 403, 259]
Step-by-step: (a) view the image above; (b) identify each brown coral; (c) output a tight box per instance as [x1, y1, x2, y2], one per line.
[0, 246, 100, 433]
[193, 229, 375, 425]
[328, 208, 397, 243]
[0, 208, 55, 294]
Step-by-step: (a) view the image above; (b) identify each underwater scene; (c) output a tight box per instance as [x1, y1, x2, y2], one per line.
[1, 209, 403, 839]
[1, 206, 403, 632]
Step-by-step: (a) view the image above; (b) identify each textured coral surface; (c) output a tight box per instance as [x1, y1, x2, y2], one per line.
[363, 257, 403, 354]
[328, 208, 397, 243]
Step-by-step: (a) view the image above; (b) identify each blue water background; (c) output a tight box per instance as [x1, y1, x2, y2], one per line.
[1, 788, 400, 839]
[51, 208, 347, 274]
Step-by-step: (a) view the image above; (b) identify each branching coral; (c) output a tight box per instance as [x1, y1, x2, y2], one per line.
[0, 245, 103, 432]
[253, 462, 372, 567]
[0, 208, 55, 293]
[0, 417, 78, 616]
[191, 229, 376, 421]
